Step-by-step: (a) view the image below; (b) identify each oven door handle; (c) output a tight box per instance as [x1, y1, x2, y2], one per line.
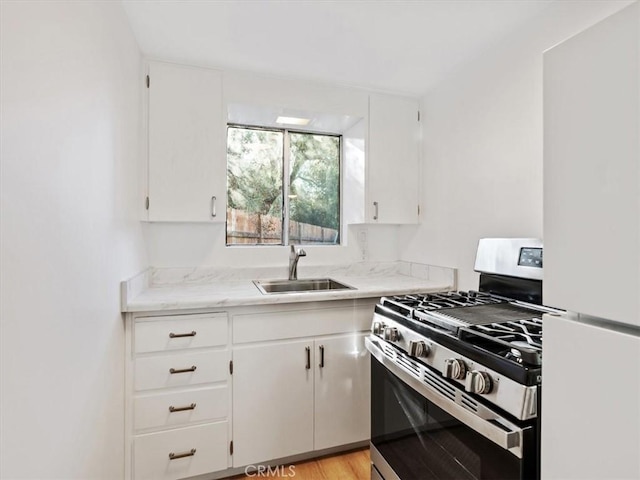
[366, 336, 524, 458]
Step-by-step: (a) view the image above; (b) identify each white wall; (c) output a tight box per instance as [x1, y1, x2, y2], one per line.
[143, 223, 400, 268]
[399, 0, 633, 290]
[0, 2, 146, 479]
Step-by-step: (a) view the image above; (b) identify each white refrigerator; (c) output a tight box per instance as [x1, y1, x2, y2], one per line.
[543, 2, 640, 479]
[541, 314, 640, 479]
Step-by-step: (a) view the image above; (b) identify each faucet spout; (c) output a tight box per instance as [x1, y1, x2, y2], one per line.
[288, 245, 307, 281]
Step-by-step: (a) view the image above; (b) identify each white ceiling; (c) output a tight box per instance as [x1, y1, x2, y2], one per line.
[122, 0, 557, 96]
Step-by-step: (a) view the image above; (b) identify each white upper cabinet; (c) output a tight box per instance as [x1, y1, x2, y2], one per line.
[367, 93, 420, 224]
[141, 63, 420, 225]
[146, 61, 225, 222]
[543, 2, 640, 327]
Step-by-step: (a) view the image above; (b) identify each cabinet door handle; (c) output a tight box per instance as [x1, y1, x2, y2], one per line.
[169, 331, 196, 338]
[305, 346, 311, 370]
[169, 403, 196, 413]
[211, 196, 217, 217]
[373, 201, 379, 220]
[319, 345, 325, 368]
[169, 366, 197, 374]
[169, 448, 196, 460]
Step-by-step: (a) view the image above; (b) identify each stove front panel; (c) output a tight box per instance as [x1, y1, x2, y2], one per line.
[370, 354, 539, 480]
[371, 312, 539, 421]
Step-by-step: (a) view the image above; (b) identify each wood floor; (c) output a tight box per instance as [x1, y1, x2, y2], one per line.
[230, 448, 370, 479]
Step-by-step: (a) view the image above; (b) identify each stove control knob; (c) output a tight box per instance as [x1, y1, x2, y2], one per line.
[372, 321, 385, 335]
[465, 370, 493, 395]
[383, 327, 400, 342]
[408, 340, 430, 357]
[443, 358, 467, 380]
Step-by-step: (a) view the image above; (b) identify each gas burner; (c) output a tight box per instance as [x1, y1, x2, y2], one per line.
[375, 284, 561, 385]
[460, 317, 544, 366]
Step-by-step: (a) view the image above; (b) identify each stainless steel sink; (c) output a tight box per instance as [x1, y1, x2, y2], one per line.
[253, 278, 355, 295]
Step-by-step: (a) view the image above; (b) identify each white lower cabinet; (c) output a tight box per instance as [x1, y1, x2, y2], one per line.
[232, 340, 315, 466]
[134, 386, 228, 431]
[232, 334, 370, 467]
[134, 350, 229, 391]
[231, 302, 374, 468]
[126, 312, 231, 480]
[134, 422, 228, 480]
[314, 333, 370, 450]
[125, 300, 375, 479]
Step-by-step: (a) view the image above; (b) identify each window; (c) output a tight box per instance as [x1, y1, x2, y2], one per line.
[226, 126, 340, 246]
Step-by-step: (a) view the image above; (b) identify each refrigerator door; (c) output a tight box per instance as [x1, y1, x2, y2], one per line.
[542, 313, 640, 479]
[543, 2, 640, 328]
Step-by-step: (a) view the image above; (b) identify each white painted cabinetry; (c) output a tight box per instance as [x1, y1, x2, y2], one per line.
[231, 302, 375, 468]
[367, 93, 420, 224]
[142, 62, 420, 225]
[125, 312, 231, 480]
[313, 333, 370, 450]
[125, 300, 377, 478]
[232, 339, 314, 466]
[543, 2, 640, 327]
[145, 61, 225, 222]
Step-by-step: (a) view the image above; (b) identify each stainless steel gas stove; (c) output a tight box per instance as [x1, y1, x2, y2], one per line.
[367, 239, 562, 480]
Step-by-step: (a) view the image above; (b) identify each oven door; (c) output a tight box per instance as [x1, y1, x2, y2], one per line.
[367, 337, 538, 480]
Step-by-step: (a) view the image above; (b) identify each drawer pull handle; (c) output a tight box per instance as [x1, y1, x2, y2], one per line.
[169, 366, 197, 374]
[169, 403, 196, 413]
[169, 331, 197, 338]
[305, 346, 311, 370]
[168, 448, 196, 460]
[319, 345, 325, 368]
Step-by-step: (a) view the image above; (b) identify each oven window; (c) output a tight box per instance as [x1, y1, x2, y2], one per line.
[371, 358, 528, 480]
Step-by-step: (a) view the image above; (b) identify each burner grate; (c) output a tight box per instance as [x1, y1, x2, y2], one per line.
[460, 317, 543, 366]
[475, 319, 542, 348]
[434, 303, 543, 326]
[383, 291, 504, 316]
[379, 290, 552, 372]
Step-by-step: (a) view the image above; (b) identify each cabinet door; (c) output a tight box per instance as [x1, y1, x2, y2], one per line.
[232, 340, 314, 467]
[147, 61, 225, 222]
[314, 333, 370, 450]
[368, 93, 420, 224]
[543, 3, 640, 326]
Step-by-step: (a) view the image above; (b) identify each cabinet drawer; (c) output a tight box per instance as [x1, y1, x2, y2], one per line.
[134, 422, 228, 480]
[135, 386, 228, 431]
[233, 305, 374, 344]
[135, 350, 229, 391]
[135, 314, 227, 353]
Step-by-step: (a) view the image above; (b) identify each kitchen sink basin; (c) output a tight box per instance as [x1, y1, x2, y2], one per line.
[253, 278, 355, 295]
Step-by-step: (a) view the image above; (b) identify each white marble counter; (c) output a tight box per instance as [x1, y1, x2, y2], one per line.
[121, 261, 456, 313]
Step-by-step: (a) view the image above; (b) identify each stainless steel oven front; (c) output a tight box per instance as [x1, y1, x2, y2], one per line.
[367, 337, 539, 480]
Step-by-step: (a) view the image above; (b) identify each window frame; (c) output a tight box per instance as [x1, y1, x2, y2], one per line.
[226, 123, 342, 246]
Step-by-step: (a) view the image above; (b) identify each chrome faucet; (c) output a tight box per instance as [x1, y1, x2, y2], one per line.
[288, 245, 307, 280]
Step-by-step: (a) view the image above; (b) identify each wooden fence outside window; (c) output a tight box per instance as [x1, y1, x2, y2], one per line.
[226, 208, 338, 245]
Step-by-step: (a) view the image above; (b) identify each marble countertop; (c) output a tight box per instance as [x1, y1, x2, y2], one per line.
[121, 262, 456, 313]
